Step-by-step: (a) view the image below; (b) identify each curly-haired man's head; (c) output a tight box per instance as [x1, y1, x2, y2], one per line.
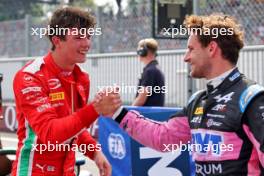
[184, 13, 244, 65]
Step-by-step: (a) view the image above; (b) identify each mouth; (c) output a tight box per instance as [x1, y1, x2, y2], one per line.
[79, 50, 88, 55]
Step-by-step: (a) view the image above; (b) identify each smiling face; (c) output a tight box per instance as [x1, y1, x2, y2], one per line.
[184, 34, 212, 78]
[54, 29, 91, 65]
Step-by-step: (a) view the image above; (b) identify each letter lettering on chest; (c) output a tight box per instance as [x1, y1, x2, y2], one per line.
[192, 132, 222, 155]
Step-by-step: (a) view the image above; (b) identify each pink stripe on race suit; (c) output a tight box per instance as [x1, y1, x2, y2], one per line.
[247, 147, 260, 176]
[191, 129, 243, 161]
[243, 124, 264, 167]
[120, 111, 191, 152]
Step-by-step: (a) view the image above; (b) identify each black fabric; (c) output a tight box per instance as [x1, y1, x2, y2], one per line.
[244, 93, 264, 152]
[136, 60, 165, 106]
[186, 68, 264, 175]
[115, 108, 128, 124]
[206, 84, 214, 94]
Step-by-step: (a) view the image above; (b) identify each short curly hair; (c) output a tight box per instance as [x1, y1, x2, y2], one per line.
[48, 6, 96, 50]
[184, 13, 244, 65]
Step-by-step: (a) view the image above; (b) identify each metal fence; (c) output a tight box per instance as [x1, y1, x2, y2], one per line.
[0, 45, 263, 107]
[0, 0, 264, 58]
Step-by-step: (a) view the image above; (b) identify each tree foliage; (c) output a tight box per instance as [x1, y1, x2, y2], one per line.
[0, 0, 45, 21]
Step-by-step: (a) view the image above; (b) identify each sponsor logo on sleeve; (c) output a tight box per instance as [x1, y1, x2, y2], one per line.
[36, 103, 51, 112]
[21, 87, 41, 94]
[23, 75, 34, 83]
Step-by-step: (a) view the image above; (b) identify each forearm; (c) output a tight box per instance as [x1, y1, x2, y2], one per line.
[113, 108, 191, 152]
[24, 103, 98, 144]
[132, 90, 148, 106]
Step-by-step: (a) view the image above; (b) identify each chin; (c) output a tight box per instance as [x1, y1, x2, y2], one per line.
[78, 58, 86, 63]
[190, 71, 202, 78]
[77, 55, 86, 62]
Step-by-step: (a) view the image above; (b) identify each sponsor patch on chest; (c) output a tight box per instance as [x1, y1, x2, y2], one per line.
[49, 92, 65, 101]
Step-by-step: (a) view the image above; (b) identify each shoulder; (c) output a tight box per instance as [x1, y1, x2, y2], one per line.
[22, 57, 45, 74]
[187, 89, 206, 106]
[14, 58, 44, 84]
[239, 84, 264, 113]
[144, 65, 163, 76]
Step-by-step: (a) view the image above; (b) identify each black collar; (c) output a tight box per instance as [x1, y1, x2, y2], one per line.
[211, 68, 243, 94]
[143, 60, 158, 71]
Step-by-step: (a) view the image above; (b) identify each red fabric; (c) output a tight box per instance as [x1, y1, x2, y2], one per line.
[12, 52, 98, 175]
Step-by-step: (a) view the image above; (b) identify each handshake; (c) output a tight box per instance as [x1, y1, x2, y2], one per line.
[92, 87, 122, 117]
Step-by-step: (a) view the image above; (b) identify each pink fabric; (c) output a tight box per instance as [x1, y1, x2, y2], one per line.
[247, 148, 260, 176]
[120, 111, 191, 152]
[243, 124, 264, 167]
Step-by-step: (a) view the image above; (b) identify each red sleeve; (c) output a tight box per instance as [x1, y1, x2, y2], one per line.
[77, 131, 98, 160]
[13, 72, 99, 144]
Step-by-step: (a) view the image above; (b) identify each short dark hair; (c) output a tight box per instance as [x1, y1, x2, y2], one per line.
[184, 14, 244, 65]
[48, 6, 96, 50]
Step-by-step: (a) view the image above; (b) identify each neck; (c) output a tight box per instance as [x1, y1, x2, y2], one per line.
[143, 57, 154, 66]
[51, 51, 75, 71]
[206, 60, 235, 80]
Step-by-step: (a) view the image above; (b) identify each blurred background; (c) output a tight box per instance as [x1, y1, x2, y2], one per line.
[0, 0, 263, 106]
[0, 0, 263, 57]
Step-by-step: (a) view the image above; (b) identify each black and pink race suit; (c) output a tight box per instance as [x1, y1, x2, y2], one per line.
[115, 68, 264, 176]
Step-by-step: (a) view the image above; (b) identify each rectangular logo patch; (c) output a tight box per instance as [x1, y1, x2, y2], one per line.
[49, 92, 65, 101]
[194, 107, 203, 115]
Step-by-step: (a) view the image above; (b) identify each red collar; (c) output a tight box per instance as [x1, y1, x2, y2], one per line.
[44, 52, 89, 85]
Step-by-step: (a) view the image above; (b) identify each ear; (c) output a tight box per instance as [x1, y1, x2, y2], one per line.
[207, 41, 218, 57]
[51, 36, 61, 49]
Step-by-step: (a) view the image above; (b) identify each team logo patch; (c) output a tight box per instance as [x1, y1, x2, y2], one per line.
[194, 107, 203, 115]
[23, 74, 34, 83]
[214, 92, 234, 103]
[48, 79, 61, 90]
[212, 104, 227, 112]
[49, 92, 64, 101]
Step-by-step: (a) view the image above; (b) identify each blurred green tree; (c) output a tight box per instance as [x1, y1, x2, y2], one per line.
[0, 0, 57, 21]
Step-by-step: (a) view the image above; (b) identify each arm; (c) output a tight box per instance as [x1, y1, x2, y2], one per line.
[76, 131, 111, 176]
[13, 72, 99, 144]
[242, 94, 264, 167]
[113, 108, 191, 152]
[132, 87, 148, 106]
[77, 131, 98, 159]
[132, 69, 155, 106]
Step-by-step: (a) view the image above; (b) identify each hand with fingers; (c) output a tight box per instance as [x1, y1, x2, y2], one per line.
[93, 150, 112, 176]
[92, 86, 122, 117]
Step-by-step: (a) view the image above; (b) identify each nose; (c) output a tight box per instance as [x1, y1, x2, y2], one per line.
[184, 51, 190, 63]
